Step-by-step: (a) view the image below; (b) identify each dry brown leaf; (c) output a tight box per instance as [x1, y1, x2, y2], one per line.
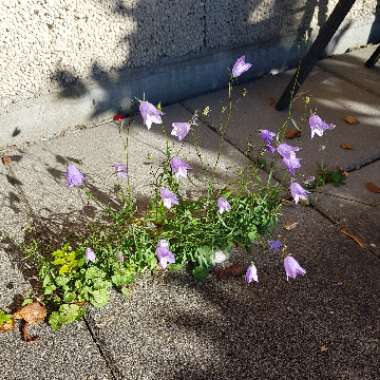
[366, 182, 380, 193]
[320, 345, 328, 353]
[268, 97, 276, 107]
[1, 155, 12, 166]
[343, 115, 359, 125]
[284, 221, 299, 231]
[340, 226, 365, 248]
[214, 264, 245, 280]
[339, 144, 353, 150]
[13, 302, 47, 325]
[0, 319, 15, 333]
[285, 129, 301, 139]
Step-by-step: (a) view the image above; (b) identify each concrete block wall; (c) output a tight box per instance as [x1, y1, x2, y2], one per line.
[0, 0, 379, 145]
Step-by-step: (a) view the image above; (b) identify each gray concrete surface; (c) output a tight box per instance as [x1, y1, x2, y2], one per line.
[183, 67, 380, 178]
[0, 322, 114, 380]
[318, 44, 380, 97]
[311, 160, 380, 257]
[85, 206, 380, 380]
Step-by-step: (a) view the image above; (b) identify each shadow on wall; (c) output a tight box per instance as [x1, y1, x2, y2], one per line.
[51, 0, 333, 120]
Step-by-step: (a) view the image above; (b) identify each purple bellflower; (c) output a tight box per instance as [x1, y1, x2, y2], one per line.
[171, 122, 191, 141]
[309, 114, 335, 139]
[112, 163, 128, 178]
[85, 247, 96, 263]
[284, 256, 306, 281]
[277, 143, 302, 175]
[232, 56, 252, 78]
[139, 100, 164, 129]
[170, 157, 192, 179]
[277, 143, 300, 159]
[290, 182, 310, 204]
[282, 154, 302, 175]
[245, 264, 259, 283]
[160, 187, 179, 209]
[259, 129, 277, 153]
[217, 197, 231, 214]
[156, 240, 176, 269]
[65, 164, 85, 188]
[268, 240, 282, 252]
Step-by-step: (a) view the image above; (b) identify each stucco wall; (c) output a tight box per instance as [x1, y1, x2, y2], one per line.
[1, 0, 378, 106]
[0, 0, 379, 145]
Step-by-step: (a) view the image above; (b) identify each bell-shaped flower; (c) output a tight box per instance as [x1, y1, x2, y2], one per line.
[309, 114, 335, 139]
[112, 163, 128, 178]
[85, 247, 96, 263]
[139, 100, 164, 129]
[171, 122, 191, 141]
[268, 240, 282, 252]
[170, 157, 192, 179]
[290, 182, 310, 204]
[259, 129, 277, 153]
[65, 164, 85, 188]
[245, 263, 258, 283]
[284, 256, 306, 281]
[232, 56, 252, 78]
[155, 240, 176, 269]
[277, 143, 302, 175]
[282, 154, 302, 175]
[160, 187, 179, 209]
[217, 197, 231, 214]
[277, 143, 300, 159]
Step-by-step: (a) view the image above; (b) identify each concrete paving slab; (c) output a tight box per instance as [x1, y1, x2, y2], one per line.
[0, 321, 113, 380]
[85, 206, 380, 380]
[318, 45, 380, 97]
[2, 104, 260, 227]
[183, 67, 380, 181]
[311, 160, 380, 256]
[319, 160, 380, 207]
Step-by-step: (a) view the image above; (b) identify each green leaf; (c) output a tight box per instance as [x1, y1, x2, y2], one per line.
[248, 229, 257, 242]
[121, 287, 130, 298]
[21, 298, 34, 307]
[48, 304, 84, 331]
[90, 288, 109, 308]
[192, 266, 209, 282]
[0, 310, 12, 325]
[43, 284, 57, 296]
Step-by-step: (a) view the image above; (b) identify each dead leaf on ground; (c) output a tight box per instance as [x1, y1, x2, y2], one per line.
[214, 263, 245, 280]
[366, 182, 380, 193]
[343, 115, 359, 125]
[339, 144, 353, 150]
[13, 302, 47, 324]
[285, 129, 301, 139]
[320, 345, 328, 353]
[340, 226, 365, 248]
[284, 221, 299, 231]
[268, 97, 276, 107]
[1, 155, 12, 166]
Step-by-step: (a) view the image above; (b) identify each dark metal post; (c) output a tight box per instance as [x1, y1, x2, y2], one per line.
[365, 45, 380, 68]
[275, 0, 357, 111]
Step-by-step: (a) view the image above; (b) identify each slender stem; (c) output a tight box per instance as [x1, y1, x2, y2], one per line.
[213, 79, 233, 170]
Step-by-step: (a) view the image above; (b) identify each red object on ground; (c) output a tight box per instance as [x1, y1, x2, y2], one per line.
[113, 114, 127, 122]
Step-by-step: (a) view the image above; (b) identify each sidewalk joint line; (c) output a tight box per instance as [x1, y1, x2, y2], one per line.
[83, 315, 123, 380]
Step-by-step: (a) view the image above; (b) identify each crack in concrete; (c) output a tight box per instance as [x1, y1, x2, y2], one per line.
[83, 315, 124, 380]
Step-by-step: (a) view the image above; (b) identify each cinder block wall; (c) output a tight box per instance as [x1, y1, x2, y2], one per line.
[0, 0, 379, 145]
